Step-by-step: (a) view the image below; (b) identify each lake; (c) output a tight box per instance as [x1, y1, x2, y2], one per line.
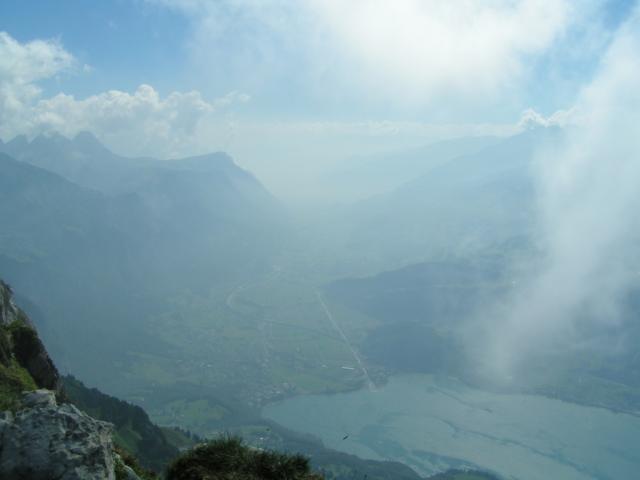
[263, 374, 640, 479]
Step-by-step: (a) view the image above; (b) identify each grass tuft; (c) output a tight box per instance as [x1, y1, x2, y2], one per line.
[0, 358, 37, 411]
[166, 435, 323, 480]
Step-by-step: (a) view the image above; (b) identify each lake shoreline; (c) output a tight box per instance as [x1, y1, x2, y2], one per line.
[262, 373, 640, 480]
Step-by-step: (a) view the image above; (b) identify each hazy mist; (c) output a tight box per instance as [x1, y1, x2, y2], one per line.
[2, 2, 640, 479]
[478, 9, 640, 380]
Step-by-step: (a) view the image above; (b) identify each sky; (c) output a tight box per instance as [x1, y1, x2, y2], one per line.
[0, 0, 637, 198]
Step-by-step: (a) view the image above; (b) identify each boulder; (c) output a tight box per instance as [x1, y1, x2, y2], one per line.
[22, 388, 57, 408]
[0, 390, 115, 479]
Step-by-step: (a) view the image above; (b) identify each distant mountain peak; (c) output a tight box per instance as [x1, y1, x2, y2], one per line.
[73, 130, 100, 145]
[33, 131, 71, 144]
[6, 134, 29, 149]
[72, 131, 110, 154]
[169, 151, 238, 173]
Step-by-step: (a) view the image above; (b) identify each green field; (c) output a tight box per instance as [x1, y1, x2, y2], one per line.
[108, 265, 383, 437]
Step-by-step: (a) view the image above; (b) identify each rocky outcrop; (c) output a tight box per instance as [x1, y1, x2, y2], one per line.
[0, 280, 60, 392]
[0, 280, 21, 327]
[114, 454, 143, 480]
[0, 283, 120, 478]
[10, 320, 61, 391]
[0, 390, 115, 480]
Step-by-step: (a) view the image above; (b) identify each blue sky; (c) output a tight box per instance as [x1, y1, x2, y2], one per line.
[1, 0, 634, 118]
[0, 1, 190, 96]
[0, 0, 638, 198]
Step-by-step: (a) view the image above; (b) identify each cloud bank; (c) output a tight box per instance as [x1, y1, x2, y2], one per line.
[0, 31, 249, 158]
[149, 0, 610, 113]
[481, 7, 640, 380]
[0, 31, 74, 131]
[308, 0, 570, 101]
[31, 86, 249, 158]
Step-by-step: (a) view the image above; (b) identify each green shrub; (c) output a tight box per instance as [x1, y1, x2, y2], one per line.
[0, 359, 37, 411]
[166, 436, 323, 480]
[8, 321, 40, 366]
[0, 327, 11, 366]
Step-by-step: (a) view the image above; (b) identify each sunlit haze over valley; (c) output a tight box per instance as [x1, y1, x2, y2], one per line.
[1, 2, 639, 479]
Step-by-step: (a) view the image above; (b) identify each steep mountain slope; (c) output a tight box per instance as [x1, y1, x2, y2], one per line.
[0, 151, 148, 289]
[310, 128, 560, 278]
[0, 280, 61, 410]
[325, 259, 509, 376]
[326, 260, 505, 326]
[0, 131, 278, 212]
[1, 131, 152, 194]
[63, 375, 179, 472]
[0, 133, 285, 285]
[0, 134, 287, 392]
[0, 152, 157, 378]
[323, 135, 500, 202]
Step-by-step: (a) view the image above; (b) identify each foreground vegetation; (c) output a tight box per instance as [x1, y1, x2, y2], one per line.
[0, 357, 36, 411]
[167, 436, 322, 480]
[165, 437, 498, 480]
[0, 307, 40, 411]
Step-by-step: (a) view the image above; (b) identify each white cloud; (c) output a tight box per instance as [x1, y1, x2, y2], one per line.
[479, 7, 640, 380]
[0, 31, 74, 84]
[147, 0, 606, 109]
[307, 0, 571, 100]
[30, 85, 224, 157]
[517, 108, 576, 130]
[0, 31, 74, 131]
[0, 32, 249, 158]
[213, 91, 251, 108]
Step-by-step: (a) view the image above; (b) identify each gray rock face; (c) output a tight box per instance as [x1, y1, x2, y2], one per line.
[0, 280, 20, 327]
[122, 464, 142, 480]
[114, 454, 142, 480]
[11, 322, 61, 392]
[0, 279, 61, 391]
[0, 390, 115, 480]
[22, 388, 57, 408]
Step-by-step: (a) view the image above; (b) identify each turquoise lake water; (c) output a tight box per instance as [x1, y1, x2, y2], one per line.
[263, 374, 640, 479]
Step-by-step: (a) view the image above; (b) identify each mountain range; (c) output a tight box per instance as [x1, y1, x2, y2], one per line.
[0, 132, 287, 386]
